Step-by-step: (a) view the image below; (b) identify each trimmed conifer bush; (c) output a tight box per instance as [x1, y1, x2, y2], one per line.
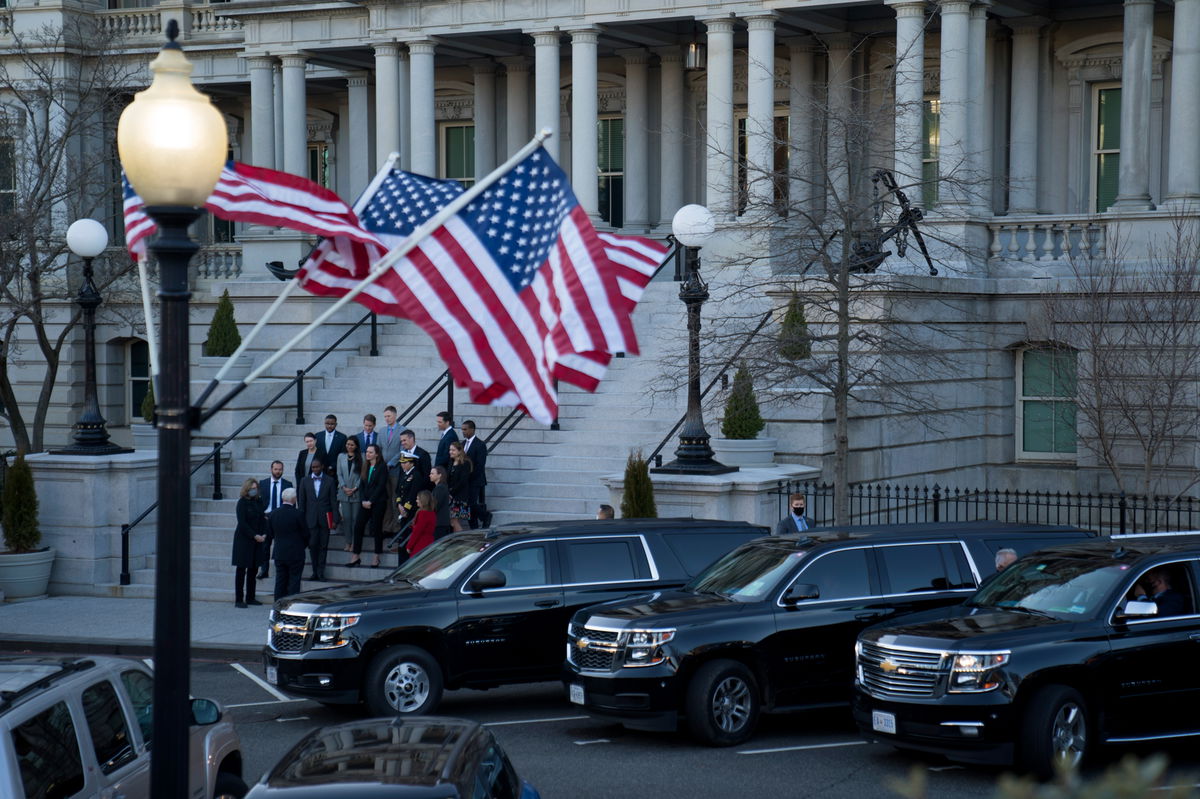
[140, 381, 155, 424]
[620, 450, 657, 519]
[2, 455, 40, 553]
[204, 289, 241, 357]
[779, 293, 811, 361]
[721, 365, 766, 440]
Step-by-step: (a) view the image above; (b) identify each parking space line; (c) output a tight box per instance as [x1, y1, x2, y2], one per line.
[226, 698, 307, 709]
[738, 740, 869, 755]
[231, 662, 291, 701]
[484, 715, 588, 727]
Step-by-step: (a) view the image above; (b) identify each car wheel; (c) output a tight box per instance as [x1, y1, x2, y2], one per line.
[1020, 684, 1089, 779]
[685, 659, 760, 746]
[213, 771, 248, 799]
[365, 645, 444, 716]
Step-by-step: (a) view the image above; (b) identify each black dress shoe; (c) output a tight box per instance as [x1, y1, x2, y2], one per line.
[235, 601, 248, 608]
[308, 574, 319, 581]
[257, 571, 269, 580]
[246, 599, 263, 606]
[345, 560, 360, 568]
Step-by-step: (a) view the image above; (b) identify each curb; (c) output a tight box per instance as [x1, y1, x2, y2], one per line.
[0, 635, 262, 662]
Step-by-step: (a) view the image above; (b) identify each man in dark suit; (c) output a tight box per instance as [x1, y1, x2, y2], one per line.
[774, 493, 813, 535]
[460, 420, 488, 528]
[355, 413, 378, 453]
[433, 411, 458, 469]
[258, 459, 293, 580]
[398, 429, 432, 490]
[299, 457, 338, 580]
[316, 414, 348, 476]
[269, 487, 309, 599]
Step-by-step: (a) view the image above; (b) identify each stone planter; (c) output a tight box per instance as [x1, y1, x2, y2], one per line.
[710, 437, 778, 468]
[0, 547, 56, 601]
[197, 353, 253, 382]
[132, 423, 157, 451]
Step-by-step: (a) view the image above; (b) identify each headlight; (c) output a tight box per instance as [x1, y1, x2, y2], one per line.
[948, 651, 1009, 693]
[623, 629, 675, 667]
[311, 613, 361, 649]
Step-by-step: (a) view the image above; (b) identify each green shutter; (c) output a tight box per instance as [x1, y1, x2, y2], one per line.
[1097, 88, 1121, 151]
[1096, 153, 1120, 212]
[444, 126, 475, 181]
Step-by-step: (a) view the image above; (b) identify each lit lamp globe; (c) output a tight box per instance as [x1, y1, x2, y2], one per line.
[66, 219, 109, 259]
[116, 22, 227, 207]
[671, 204, 716, 249]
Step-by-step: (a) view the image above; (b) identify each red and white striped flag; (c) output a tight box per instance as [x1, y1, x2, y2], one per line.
[122, 171, 155, 257]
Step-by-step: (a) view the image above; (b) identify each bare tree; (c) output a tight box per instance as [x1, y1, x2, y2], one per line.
[0, 14, 141, 452]
[1042, 214, 1200, 499]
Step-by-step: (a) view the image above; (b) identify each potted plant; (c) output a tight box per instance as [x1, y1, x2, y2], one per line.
[711, 365, 777, 467]
[779, 293, 812, 361]
[620, 450, 657, 519]
[200, 289, 252, 380]
[0, 454, 55, 600]
[132, 381, 157, 451]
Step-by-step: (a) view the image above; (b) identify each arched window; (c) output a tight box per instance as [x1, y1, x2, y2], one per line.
[1015, 346, 1077, 461]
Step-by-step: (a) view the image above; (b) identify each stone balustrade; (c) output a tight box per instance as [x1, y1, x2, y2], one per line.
[197, 244, 242, 279]
[96, 9, 161, 38]
[987, 215, 1107, 264]
[190, 6, 242, 34]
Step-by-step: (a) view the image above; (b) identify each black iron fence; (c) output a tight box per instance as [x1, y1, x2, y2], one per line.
[771, 480, 1200, 536]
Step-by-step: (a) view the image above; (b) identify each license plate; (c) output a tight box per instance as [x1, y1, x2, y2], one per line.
[266, 665, 278, 686]
[569, 683, 584, 705]
[872, 710, 896, 735]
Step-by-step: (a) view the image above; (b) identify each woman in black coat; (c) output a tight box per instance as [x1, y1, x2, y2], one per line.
[429, 465, 452, 540]
[233, 478, 266, 608]
[349, 443, 389, 568]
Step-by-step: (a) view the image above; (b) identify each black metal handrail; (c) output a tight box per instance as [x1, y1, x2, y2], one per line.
[648, 308, 773, 467]
[119, 311, 379, 585]
[398, 369, 453, 429]
[484, 407, 526, 452]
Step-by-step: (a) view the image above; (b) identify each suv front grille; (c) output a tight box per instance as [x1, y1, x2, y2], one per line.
[270, 610, 311, 653]
[859, 642, 946, 698]
[567, 623, 622, 672]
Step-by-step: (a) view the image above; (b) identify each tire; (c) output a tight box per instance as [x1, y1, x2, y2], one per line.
[213, 771, 248, 799]
[1019, 684, 1090, 779]
[685, 659, 761, 746]
[364, 645, 444, 717]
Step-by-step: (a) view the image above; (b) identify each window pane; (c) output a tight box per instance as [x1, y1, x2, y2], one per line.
[878, 544, 953, 593]
[1097, 88, 1121, 151]
[444, 126, 475, 183]
[921, 160, 939, 209]
[486, 545, 548, 588]
[598, 118, 624, 172]
[797, 548, 871, 600]
[1096, 152, 1120, 213]
[0, 138, 13, 189]
[564, 540, 638, 583]
[121, 670, 154, 743]
[1023, 400, 1055, 452]
[83, 680, 137, 775]
[922, 100, 940, 161]
[1022, 350, 1075, 398]
[598, 175, 623, 227]
[663, 533, 758, 576]
[13, 701, 86, 799]
[1053, 401, 1078, 453]
[942, 544, 977, 589]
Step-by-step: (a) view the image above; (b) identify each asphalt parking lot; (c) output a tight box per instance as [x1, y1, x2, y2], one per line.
[177, 655, 1200, 799]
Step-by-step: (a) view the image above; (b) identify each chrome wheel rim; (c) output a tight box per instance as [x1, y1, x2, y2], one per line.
[1051, 702, 1086, 768]
[383, 661, 430, 713]
[711, 676, 752, 733]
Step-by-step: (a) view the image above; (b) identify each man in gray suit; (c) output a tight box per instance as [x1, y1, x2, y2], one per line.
[775, 493, 812, 535]
[299, 458, 338, 580]
[380, 405, 404, 468]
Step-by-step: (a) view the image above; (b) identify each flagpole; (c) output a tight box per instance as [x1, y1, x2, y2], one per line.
[135, 254, 161, 400]
[237, 129, 553, 389]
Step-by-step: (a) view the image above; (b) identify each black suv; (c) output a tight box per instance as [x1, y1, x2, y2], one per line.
[853, 535, 1200, 776]
[566, 522, 1094, 745]
[263, 518, 764, 716]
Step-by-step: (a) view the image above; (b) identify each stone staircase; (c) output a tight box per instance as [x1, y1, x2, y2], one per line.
[111, 279, 692, 601]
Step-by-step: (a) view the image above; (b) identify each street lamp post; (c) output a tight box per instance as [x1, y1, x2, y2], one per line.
[56, 219, 130, 455]
[653, 204, 736, 476]
[116, 20, 228, 799]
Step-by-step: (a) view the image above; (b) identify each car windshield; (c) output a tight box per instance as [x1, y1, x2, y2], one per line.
[388, 534, 489, 589]
[969, 555, 1130, 619]
[684, 542, 808, 602]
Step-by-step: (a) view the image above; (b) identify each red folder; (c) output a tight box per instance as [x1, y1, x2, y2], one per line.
[326, 511, 336, 531]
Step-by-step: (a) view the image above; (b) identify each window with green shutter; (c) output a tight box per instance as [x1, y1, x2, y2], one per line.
[0, 138, 14, 215]
[1017, 348, 1077, 459]
[1093, 85, 1120, 212]
[441, 124, 475, 188]
[598, 116, 624, 227]
[922, 99, 939, 209]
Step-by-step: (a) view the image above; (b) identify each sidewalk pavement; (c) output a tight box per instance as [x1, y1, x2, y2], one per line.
[0, 595, 270, 660]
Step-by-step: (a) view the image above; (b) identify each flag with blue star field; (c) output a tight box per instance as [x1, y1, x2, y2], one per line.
[298, 146, 668, 424]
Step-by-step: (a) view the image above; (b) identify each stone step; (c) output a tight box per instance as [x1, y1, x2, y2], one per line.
[99, 574, 377, 603]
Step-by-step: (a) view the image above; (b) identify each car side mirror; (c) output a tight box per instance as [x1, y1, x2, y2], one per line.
[783, 583, 820, 605]
[1119, 599, 1158, 619]
[190, 698, 221, 726]
[468, 569, 507, 594]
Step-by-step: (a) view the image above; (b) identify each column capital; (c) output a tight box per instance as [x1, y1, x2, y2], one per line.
[346, 73, 369, 88]
[568, 26, 601, 44]
[499, 55, 531, 72]
[407, 39, 436, 56]
[783, 35, 820, 54]
[244, 55, 276, 70]
[653, 44, 684, 62]
[970, 1, 991, 20]
[820, 32, 863, 51]
[746, 13, 778, 30]
[279, 53, 307, 69]
[886, 0, 928, 15]
[1005, 15, 1047, 35]
[703, 17, 736, 35]
[618, 47, 651, 65]
[530, 29, 562, 45]
[939, 0, 973, 14]
[372, 41, 399, 57]
[469, 58, 497, 74]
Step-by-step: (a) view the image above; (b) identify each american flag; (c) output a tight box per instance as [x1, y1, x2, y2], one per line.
[121, 162, 377, 258]
[298, 147, 668, 424]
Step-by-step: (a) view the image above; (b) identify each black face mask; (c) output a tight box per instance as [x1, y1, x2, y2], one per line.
[792, 506, 805, 515]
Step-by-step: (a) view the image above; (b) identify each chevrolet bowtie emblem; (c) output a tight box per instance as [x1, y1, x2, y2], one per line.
[577, 637, 591, 651]
[880, 659, 899, 673]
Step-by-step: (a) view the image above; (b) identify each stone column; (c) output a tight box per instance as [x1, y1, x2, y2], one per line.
[655, 45, 685, 225]
[472, 60, 497, 179]
[247, 56, 276, 169]
[571, 29, 600, 219]
[502, 56, 531, 155]
[1166, 0, 1200, 205]
[889, 1, 925, 196]
[373, 43, 400, 170]
[409, 40, 437, 177]
[397, 48, 411, 168]
[533, 30, 561, 162]
[280, 54, 308, 177]
[968, 2, 991, 212]
[704, 16, 736, 217]
[746, 14, 777, 213]
[824, 33, 856, 208]
[1007, 19, 1043, 213]
[621, 48, 651, 229]
[347, 74, 370, 193]
[273, 64, 284, 171]
[1113, 0, 1155, 210]
[787, 40, 816, 216]
[937, 1, 971, 211]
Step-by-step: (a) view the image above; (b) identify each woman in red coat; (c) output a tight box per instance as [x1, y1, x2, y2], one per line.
[407, 490, 436, 557]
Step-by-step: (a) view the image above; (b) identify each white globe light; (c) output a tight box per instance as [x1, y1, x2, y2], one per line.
[672, 203, 715, 248]
[66, 219, 110, 258]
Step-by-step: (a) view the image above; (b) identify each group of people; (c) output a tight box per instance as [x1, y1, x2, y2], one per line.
[231, 409, 489, 606]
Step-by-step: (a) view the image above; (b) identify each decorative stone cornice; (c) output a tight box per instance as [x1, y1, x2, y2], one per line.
[436, 97, 473, 120]
[703, 17, 735, 35]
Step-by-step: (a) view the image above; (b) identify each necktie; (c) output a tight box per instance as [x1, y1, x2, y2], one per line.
[271, 480, 279, 511]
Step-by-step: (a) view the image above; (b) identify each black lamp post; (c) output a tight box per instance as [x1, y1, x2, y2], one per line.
[116, 20, 228, 799]
[653, 204, 736, 476]
[55, 219, 131, 455]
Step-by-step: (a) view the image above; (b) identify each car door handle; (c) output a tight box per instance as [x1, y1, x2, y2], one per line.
[1189, 633, 1200, 642]
[855, 612, 884, 621]
[535, 600, 562, 608]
